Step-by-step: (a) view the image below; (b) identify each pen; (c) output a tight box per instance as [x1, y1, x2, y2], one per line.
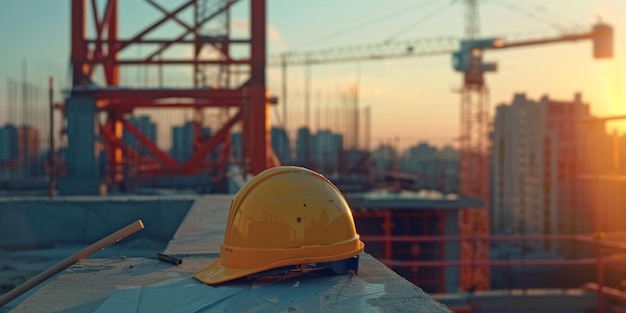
[157, 253, 183, 265]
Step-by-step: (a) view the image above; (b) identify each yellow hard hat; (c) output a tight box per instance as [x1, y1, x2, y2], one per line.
[193, 166, 365, 285]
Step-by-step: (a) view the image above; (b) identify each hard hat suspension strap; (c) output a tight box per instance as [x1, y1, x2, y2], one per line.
[248, 255, 360, 279]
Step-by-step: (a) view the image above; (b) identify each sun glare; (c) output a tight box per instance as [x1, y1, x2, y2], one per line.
[601, 56, 626, 134]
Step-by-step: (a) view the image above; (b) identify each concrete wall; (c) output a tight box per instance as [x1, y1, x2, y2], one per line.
[435, 290, 596, 313]
[0, 197, 194, 249]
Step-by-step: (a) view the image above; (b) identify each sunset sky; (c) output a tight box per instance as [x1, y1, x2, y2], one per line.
[0, 0, 624, 151]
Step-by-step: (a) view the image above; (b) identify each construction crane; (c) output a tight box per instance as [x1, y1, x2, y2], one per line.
[454, 9, 612, 291]
[269, 17, 614, 291]
[267, 25, 613, 67]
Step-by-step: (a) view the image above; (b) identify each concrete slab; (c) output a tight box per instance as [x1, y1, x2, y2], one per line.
[164, 195, 232, 256]
[8, 195, 451, 312]
[10, 255, 450, 312]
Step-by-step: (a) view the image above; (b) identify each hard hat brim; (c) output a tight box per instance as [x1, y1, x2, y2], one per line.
[194, 240, 365, 285]
[193, 259, 260, 285]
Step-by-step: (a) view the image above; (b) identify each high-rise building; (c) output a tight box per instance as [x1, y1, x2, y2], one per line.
[123, 115, 157, 156]
[491, 93, 593, 253]
[18, 126, 41, 165]
[371, 144, 396, 173]
[295, 127, 312, 166]
[581, 128, 626, 236]
[271, 127, 291, 164]
[230, 132, 242, 164]
[370, 144, 398, 188]
[438, 145, 460, 194]
[544, 93, 594, 239]
[170, 121, 211, 162]
[399, 142, 460, 193]
[311, 130, 342, 174]
[0, 124, 41, 177]
[491, 94, 546, 237]
[0, 124, 19, 163]
[171, 122, 194, 162]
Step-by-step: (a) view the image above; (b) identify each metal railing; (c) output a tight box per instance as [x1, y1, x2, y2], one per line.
[361, 231, 626, 313]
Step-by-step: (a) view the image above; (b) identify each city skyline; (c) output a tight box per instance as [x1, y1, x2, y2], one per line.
[0, 90, 615, 158]
[0, 1, 625, 152]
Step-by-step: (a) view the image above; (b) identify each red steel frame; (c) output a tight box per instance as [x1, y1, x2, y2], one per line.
[359, 227, 626, 312]
[353, 209, 451, 293]
[70, 0, 275, 186]
[353, 206, 624, 308]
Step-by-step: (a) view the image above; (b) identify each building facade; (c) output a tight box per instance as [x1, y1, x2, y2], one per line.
[399, 142, 460, 193]
[271, 127, 291, 164]
[170, 121, 211, 162]
[0, 124, 19, 164]
[295, 127, 312, 167]
[491, 94, 546, 237]
[123, 115, 157, 156]
[491, 93, 594, 254]
[0, 124, 41, 178]
[311, 130, 342, 175]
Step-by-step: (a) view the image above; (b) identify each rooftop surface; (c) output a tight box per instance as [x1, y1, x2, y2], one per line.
[6, 195, 451, 312]
[346, 190, 484, 210]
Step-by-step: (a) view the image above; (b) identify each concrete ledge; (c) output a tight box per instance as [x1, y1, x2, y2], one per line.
[8, 195, 452, 312]
[9, 254, 451, 313]
[0, 197, 194, 249]
[434, 289, 597, 313]
[57, 178, 106, 196]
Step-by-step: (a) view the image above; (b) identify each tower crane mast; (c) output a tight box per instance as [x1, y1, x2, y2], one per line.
[458, 0, 490, 291]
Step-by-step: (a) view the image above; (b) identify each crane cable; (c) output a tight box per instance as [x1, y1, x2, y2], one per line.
[289, 0, 440, 51]
[383, 0, 457, 43]
[492, 0, 570, 34]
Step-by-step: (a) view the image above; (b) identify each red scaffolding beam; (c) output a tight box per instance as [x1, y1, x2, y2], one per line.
[69, 0, 275, 190]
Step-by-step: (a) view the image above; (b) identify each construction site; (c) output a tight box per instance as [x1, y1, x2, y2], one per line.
[0, 0, 625, 312]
